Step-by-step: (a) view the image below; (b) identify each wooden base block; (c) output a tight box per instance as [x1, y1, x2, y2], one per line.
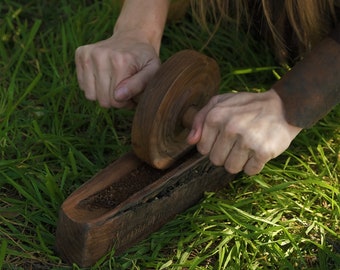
[55, 151, 233, 267]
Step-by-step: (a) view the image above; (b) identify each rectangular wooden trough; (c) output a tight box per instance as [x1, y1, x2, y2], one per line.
[55, 150, 234, 267]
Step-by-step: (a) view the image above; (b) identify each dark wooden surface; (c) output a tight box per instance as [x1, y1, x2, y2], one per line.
[56, 151, 233, 267]
[56, 50, 225, 267]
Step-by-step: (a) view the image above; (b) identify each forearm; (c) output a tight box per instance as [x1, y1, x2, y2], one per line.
[114, 0, 170, 53]
[273, 24, 340, 128]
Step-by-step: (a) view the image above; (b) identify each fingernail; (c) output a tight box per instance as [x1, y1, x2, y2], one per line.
[114, 85, 129, 101]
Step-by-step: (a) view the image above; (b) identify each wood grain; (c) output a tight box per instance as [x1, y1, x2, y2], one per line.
[56, 151, 233, 267]
[56, 50, 225, 267]
[132, 50, 220, 169]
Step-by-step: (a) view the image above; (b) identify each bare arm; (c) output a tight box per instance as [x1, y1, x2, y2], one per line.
[114, 0, 170, 53]
[187, 27, 340, 175]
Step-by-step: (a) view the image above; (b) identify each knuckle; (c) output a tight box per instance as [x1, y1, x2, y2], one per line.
[225, 116, 246, 136]
[209, 95, 220, 105]
[205, 107, 225, 128]
[75, 46, 84, 57]
[75, 46, 88, 66]
[91, 46, 108, 61]
[111, 52, 133, 66]
[235, 139, 250, 152]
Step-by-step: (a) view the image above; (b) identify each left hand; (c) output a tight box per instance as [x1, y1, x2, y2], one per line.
[187, 89, 302, 175]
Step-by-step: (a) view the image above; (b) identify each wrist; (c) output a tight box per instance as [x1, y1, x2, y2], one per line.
[113, 28, 163, 53]
[114, 0, 169, 53]
[272, 35, 340, 128]
[269, 88, 303, 133]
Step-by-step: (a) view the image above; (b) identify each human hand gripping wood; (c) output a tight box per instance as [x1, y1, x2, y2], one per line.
[187, 90, 303, 175]
[56, 50, 234, 267]
[75, 35, 161, 109]
[131, 50, 220, 169]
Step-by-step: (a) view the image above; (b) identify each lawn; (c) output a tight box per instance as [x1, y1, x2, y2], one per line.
[0, 0, 339, 269]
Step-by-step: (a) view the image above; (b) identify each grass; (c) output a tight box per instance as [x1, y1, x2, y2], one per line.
[0, 0, 339, 269]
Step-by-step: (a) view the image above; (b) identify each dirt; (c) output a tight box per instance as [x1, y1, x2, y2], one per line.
[78, 164, 167, 210]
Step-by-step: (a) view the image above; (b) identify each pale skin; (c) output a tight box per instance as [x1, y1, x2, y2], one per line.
[75, 0, 302, 175]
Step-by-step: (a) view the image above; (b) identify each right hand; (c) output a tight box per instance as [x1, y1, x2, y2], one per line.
[75, 32, 161, 108]
[187, 90, 302, 175]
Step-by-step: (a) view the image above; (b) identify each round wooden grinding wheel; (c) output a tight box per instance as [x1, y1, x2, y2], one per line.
[132, 50, 220, 169]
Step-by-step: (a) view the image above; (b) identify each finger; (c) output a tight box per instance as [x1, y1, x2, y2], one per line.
[186, 111, 205, 145]
[75, 48, 85, 91]
[187, 127, 201, 146]
[107, 78, 133, 108]
[75, 47, 97, 101]
[89, 52, 115, 108]
[243, 156, 265, 175]
[109, 58, 160, 108]
[223, 139, 251, 174]
[196, 122, 219, 156]
[82, 67, 96, 101]
[94, 73, 112, 108]
[114, 58, 160, 101]
[76, 46, 97, 100]
[209, 132, 236, 167]
[187, 96, 219, 145]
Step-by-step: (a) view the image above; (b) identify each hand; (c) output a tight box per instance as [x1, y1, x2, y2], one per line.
[187, 89, 302, 175]
[75, 32, 161, 108]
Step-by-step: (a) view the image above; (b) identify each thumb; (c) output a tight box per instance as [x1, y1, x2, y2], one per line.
[187, 96, 219, 145]
[114, 59, 160, 101]
[186, 108, 207, 145]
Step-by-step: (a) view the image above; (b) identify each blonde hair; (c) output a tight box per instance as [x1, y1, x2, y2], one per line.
[188, 0, 338, 63]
